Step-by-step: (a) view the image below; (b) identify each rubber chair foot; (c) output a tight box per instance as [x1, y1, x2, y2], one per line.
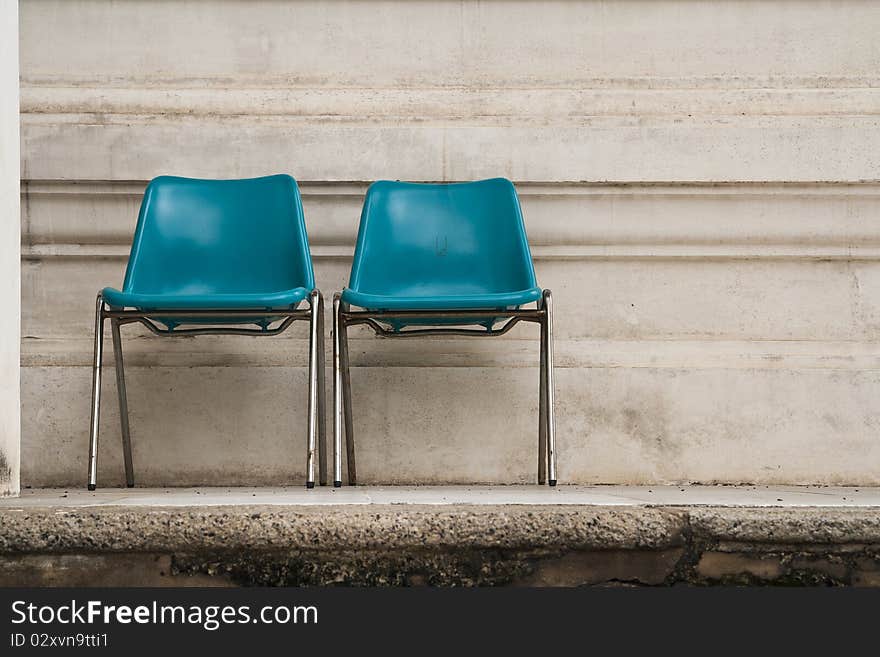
[306, 481, 315, 489]
[549, 480, 557, 487]
[87, 484, 96, 491]
[334, 480, 342, 488]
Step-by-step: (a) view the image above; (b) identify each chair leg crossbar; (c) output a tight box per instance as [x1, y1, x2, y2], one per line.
[331, 289, 558, 487]
[86, 290, 327, 490]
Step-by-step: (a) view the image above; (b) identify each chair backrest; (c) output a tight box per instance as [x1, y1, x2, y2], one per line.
[349, 178, 537, 297]
[123, 175, 314, 295]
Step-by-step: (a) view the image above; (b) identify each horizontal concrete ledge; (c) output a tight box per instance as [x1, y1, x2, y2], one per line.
[19, 76, 880, 92]
[6, 485, 880, 509]
[0, 494, 878, 553]
[21, 180, 880, 260]
[21, 180, 880, 194]
[1, 487, 879, 586]
[0, 495, 684, 554]
[21, 336, 880, 370]
[23, 243, 880, 262]
[19, 86, 880, 119]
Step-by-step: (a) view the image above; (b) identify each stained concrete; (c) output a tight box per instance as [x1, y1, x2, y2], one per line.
[0, 554, 229, 587]
[1, 487, 879, 586]
[17, 0, 880, 488]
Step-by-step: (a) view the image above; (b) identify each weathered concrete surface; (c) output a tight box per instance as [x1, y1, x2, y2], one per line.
[0, 554, 227, 587]
[18, 2, 880, 182]
[0, 506, 684, 553]
[0, 504, 878, 586]
[0, 0, 20, 497]
[688, 507, 880, 545]
[18, 1, 880, 486]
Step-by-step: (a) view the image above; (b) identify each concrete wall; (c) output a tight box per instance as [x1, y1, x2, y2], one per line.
[2, 0, 20, 496]
[19, 0, 880, 486]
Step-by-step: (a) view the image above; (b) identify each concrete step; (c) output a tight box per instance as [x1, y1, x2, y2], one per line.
[1, 486, 879, 586]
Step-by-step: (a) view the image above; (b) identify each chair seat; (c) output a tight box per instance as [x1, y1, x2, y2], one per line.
[341, 287, 542, 311]
[102, 286, 311, 310]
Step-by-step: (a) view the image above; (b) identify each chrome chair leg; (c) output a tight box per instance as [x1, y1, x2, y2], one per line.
[332, 293, 344, 487]
[110, 318, 134, 487]
[339, 298, 356, 485]
[538, 296, 548, 485]
[332, 296, 558, 485]
[87, 293, 106, 491]
[306, 290, 321, 488]
[317, 292, 328, 486]
[89, 302, 320, 489]
[542, 289, 557, 486]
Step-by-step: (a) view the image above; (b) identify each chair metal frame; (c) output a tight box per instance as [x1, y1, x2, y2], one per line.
[87, 289, 327, 490]
[331, 289, 557, 487]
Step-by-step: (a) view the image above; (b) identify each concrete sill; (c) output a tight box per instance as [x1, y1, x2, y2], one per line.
[1, 486, 879, 587]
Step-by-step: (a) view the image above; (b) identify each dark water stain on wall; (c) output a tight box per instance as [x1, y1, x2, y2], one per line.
[0, 450, 11, 487]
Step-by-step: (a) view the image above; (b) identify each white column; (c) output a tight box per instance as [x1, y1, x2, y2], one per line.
[0, 0, 21, 497]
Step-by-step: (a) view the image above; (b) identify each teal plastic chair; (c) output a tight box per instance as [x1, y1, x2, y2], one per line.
[87, 175, 326, 490]
[332, 178, 557, 486]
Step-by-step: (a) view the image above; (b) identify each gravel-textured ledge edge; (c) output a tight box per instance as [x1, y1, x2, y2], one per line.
[1, 505, 879, 554]
[1, 505, 879, 586]
[0, 505, 686, 553]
